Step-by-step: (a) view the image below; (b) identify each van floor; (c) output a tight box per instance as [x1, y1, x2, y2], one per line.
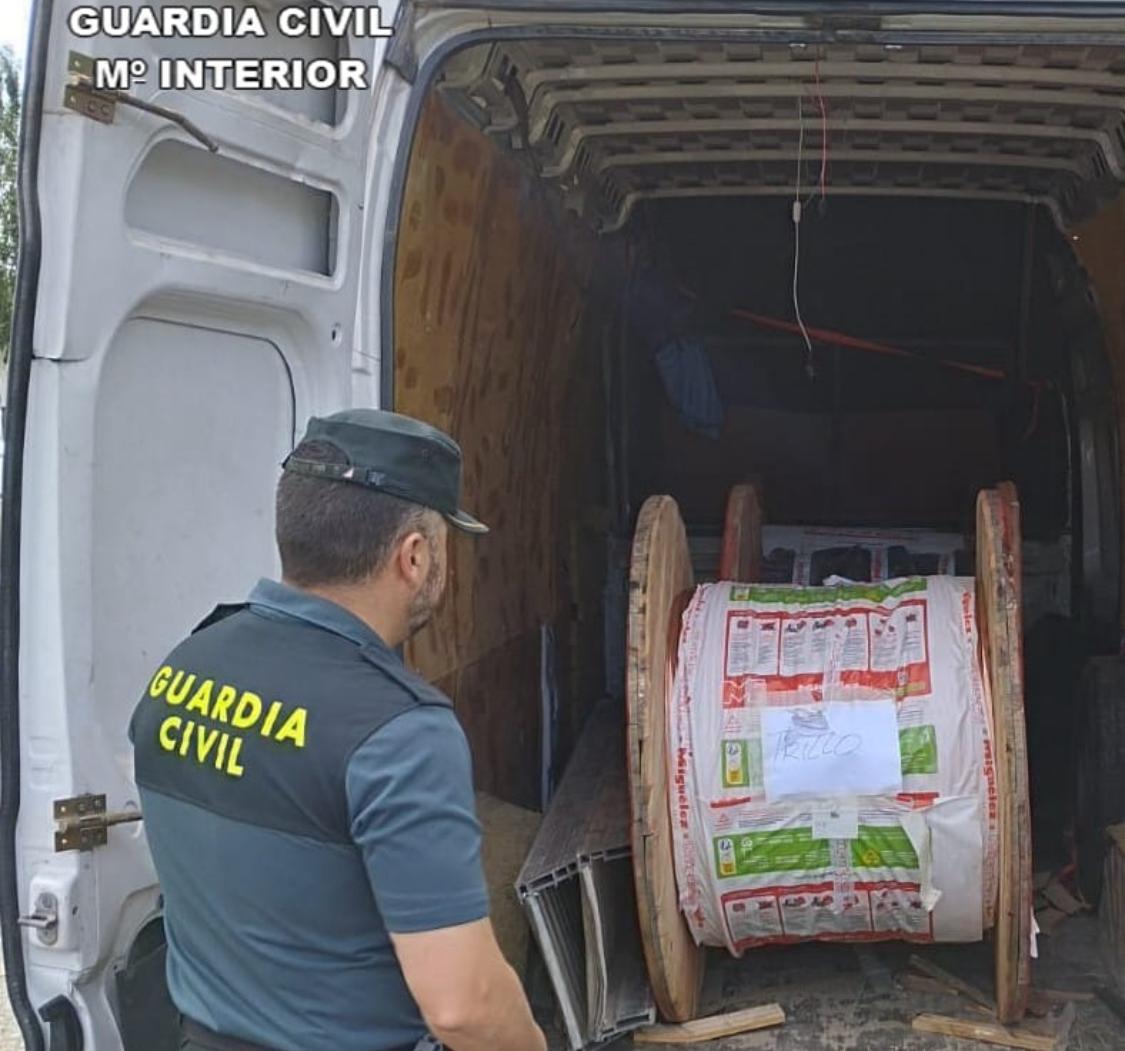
[543, 915, 1121, 1050]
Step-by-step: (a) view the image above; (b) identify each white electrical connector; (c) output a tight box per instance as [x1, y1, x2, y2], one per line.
[792, 199, 802, 225]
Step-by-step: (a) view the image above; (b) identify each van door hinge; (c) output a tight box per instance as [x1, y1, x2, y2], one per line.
[53, 794, 143, 853]
[63, 51, 219, 153]
[62, 52, 117, 125]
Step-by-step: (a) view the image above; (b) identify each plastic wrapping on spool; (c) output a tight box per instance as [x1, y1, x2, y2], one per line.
[669, 576, 998, 955]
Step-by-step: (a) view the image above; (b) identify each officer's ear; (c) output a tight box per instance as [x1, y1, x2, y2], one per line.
[394, 529, 431, 587]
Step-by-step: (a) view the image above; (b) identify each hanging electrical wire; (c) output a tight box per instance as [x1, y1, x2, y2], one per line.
[814, 58, 829, 201]
[792, 94, 815, 377]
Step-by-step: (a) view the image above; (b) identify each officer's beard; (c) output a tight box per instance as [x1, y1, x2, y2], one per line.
[406, 540, 444, 636]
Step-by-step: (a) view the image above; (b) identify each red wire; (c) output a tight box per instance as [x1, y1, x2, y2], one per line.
[675, 281, 1044, 389]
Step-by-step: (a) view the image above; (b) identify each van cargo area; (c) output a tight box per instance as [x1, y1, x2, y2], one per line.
[10, 5, 1125, 1051]
[389, 16, 1125, 1050]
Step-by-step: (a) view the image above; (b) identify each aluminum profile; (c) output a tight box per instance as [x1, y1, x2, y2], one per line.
[517, 702, 656, 1050]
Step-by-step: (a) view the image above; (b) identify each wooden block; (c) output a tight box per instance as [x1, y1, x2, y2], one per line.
[912, 1013, 1058, 1050]
[634, 1004, 786, 1045]
[909, 955, 996, 1012]
[1044, 880, 1086, 916]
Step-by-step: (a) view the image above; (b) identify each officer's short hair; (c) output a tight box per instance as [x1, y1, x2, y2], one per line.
[276, 440, 439, 587]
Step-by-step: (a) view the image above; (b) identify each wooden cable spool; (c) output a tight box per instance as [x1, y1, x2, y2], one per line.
[627, 483, 1032, 1025]
[977, 483, 1033, 1024]
[718, 482, 763, 583]
[626, 495, 703, 1022]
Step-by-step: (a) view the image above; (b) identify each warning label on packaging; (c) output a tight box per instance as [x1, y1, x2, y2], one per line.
[724, 594, 931, 698]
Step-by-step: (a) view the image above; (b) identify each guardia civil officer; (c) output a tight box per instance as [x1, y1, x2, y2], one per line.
[130, 410, 547, 1051]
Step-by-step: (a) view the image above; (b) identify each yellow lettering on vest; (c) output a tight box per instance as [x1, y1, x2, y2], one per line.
[159, 716, 182, 752]
[225, 736, 245, 778]
[149, 666, 174, 699]
[215, 732, 230, 771]
[231, 692, 262, 729]
[274, 708, 308, 749]
[178, 720, 196, 757]
[166, 671, 197, 706]
[195, 725, 220, 764]
[260, 701, 283, 738]
[211, 685, 238, 723]
[185, 679, 214, 716]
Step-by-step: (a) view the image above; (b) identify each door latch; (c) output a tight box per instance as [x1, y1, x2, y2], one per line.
[54, 794, 143, 853]
[18, 893, 59, 946]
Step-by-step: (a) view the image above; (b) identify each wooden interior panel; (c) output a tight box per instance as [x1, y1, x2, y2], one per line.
[394, 94, 610, 805]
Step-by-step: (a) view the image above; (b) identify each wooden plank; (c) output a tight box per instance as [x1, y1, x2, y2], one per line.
[634, 1004, 786, 1044]
[909, 954, 996, 1012]
[912, 1014, 1057, 1050]
[977, 484, 1034, 1023]
[900, 974, 995, 1018]
[1036, 990, 1095, 1004]
[1043, 880, 1085, 916]
[627, 496, 703, 1022]
[718, 482, 763, 582]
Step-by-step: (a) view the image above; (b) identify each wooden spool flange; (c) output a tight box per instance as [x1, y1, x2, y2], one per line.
[719, 482, 763, 583]
[626, 495, 703, 1022]
[977, 483, 1033, 1024]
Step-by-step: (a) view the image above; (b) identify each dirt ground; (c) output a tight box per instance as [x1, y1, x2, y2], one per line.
[540, 913, 1122, 1050]
[1, 915, 1119, 1050]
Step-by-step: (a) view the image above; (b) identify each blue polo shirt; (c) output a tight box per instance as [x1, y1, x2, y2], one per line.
[131, 580, 489, 1051]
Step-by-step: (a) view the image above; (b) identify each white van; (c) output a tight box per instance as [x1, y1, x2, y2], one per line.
[4, 2, 1125, 1049]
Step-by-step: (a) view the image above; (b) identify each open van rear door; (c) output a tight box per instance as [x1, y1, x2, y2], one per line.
[1, 3, 408, 1046]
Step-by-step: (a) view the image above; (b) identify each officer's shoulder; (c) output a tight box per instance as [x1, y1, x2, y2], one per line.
[191, 603, 248, 634]
[355, 643, 454, 711]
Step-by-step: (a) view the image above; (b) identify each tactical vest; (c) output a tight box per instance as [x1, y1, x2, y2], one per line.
[131, 604, 451, 843]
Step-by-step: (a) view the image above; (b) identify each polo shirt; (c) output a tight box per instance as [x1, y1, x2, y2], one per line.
[129, 579, 489, 1051]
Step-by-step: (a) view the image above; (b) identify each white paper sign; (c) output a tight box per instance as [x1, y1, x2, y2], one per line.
[812, 805, 860, 841]
[761, 701, 903, 802]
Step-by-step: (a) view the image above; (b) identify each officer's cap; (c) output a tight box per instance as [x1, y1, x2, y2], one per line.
[282, 409, 488, 535]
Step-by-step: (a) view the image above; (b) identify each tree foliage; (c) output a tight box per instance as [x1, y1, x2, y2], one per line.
[0, 46, 20, 364]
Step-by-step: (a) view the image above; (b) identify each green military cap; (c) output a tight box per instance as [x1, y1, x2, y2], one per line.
[282, 409, 488, 535]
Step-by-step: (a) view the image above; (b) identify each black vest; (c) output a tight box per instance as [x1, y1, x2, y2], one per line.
[130, 605, 451, 843]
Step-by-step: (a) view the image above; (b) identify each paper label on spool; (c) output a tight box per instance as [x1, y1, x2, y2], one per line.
[669, 576, 994, 954]
[761, 701, 904, 801]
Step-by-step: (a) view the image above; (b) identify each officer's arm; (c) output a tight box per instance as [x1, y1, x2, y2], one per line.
[347, 706, 545, 1051]
[392, 920, 546, 1051]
